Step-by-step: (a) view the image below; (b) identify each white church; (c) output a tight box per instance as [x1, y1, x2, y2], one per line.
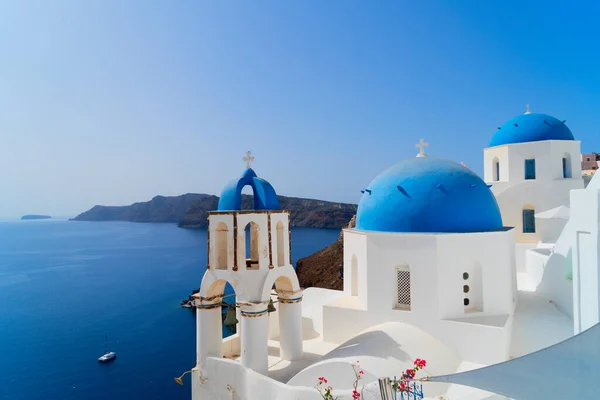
[185, 108, 600, 399]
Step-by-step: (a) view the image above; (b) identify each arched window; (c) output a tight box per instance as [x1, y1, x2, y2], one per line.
[524, 159, 536, 180]
[523, 205, 536, 233]
[492, 157, 500, 181]
[562, 153, 572, 178]
[276, 221, 285, 267]
[214, 222, 229, 270]
[350, 254, 358, 296]
[241, 185, 254, 210]
[244, 221, 260, 270]
[463, 265, 483, 313]
[395, 264, 411, 310]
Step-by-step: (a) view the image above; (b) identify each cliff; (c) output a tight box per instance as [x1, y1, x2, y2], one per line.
[295, 214, 356, 290]
[72, 193, 357, 229]
[71, 194, 214, 223]
[179, 195, 356, 229]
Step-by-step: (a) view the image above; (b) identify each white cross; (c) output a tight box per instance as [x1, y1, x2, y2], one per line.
[525, 104, 531, 114]
[243, 151, 255, 168]
[415, 138, 429, 157]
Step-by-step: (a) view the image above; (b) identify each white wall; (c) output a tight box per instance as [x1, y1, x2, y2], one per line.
[570, 185, 600, 333]
[327, 229, 516, 365]
[485, 140, 583, 244]
[191, 357, 374, 400]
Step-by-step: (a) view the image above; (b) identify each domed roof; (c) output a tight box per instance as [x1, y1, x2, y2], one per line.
[217, 168, 280, 211]
[356, 157, 503, 233]
[490, 112, 574, 147]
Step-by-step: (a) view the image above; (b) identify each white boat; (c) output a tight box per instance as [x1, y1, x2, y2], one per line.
[98, 334, 117, 363]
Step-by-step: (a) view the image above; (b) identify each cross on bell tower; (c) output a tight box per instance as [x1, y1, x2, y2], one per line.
[416, 138, 429, 158]
[243, 151, 255, 169]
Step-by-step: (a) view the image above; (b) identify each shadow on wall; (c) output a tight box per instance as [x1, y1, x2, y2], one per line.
[324, 330, 411, 362]
[536, 251, 573, 318]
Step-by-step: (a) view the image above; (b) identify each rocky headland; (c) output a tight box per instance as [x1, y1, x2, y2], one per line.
[295, 214, 356, 290]
[72, 193, 357, 229]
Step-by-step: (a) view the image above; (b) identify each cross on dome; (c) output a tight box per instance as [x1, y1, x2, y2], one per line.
[243, 151, 255, 169]
[415, 138, 429, 158]
[525, 104, 531, 114]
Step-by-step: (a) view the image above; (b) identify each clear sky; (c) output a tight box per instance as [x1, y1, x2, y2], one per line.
[1, 0, 599, 218]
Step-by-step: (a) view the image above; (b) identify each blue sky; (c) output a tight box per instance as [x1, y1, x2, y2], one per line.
[1, 0, 599, 217]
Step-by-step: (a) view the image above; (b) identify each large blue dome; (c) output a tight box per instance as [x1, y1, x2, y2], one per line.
[356, 157, 503, 233]
[489, 112, 574, 147]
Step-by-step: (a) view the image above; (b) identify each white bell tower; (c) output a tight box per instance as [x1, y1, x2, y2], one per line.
[193, 153, 304, 381]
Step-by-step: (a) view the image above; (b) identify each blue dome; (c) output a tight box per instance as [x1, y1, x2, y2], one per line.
[356, 157, 503, 233]
[490, 113, 574, 147]
[217, 168, 280, 211]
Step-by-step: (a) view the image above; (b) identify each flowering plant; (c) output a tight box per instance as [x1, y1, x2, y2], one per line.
[316, 358, 426, 399]
[316, 376, 337, 400]
[392, 358, 427, 393]
[316, 360, 364, 399]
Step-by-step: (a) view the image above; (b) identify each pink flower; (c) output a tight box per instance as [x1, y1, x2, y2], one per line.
[359, 370, 364, 375]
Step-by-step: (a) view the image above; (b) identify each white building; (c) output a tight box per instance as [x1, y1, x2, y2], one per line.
[186, 107, 600, 399]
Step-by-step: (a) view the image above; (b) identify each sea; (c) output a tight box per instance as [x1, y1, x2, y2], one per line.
[0, 220, 339, 400]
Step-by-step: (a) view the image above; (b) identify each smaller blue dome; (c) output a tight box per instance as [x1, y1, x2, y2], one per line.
[356, 157, 503, 233]
[217, 168, 280, 211]
[490, 113, 574, 147]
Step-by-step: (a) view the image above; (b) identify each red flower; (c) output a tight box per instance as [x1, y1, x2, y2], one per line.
[359, 370, 364, 375]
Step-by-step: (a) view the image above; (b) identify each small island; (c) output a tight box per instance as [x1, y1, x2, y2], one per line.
[21, 215, 52, 220]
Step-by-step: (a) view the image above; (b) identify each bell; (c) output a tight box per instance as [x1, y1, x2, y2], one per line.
[267, 298, 276, 314]
[223, 306, 239, 327]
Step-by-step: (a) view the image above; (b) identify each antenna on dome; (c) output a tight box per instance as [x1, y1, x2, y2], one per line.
[415, 139, 429, 158]
[525, 104, 531, 114]
[243, 151, 255, 169]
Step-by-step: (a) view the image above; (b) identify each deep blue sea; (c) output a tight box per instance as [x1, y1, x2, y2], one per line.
[0, 220, 338, 400]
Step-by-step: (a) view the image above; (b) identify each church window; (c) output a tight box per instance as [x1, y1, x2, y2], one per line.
[463, 272, 469, 280]
[351, 255, 358, 296]
[463, 298, 470, 306]
[214, 222, 229, 270]
[562, 154, 572, 178]
[492, 157, 500, 181]
[524, 159, 536, 180]
[463, 285, 470, 293]
[395, 265, 411, 310]
[244, 221, 260, 270]
[523, 208, 536, 233]
[276, 221, 285, 267]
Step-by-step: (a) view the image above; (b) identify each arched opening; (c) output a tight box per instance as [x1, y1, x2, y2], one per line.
[205, 279, 238, 338]
[492, 157, 500, 181]
[274, 275, 294, 293]
[276, 221, 285, 267]
[562, 153, 572, 178]
[522, 205, 536, 233]
[244, 221, 260, 270]
[463, 265, 483, 313]
[241, 185, 254, 210]
[351, 254, 358, 296]
[214, 222, 229, 270]
[394, 264, 411, 311]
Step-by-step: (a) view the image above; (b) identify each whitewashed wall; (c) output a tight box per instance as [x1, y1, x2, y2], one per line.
[485, 140, 583, 244]
[330, 229, 516, 365]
